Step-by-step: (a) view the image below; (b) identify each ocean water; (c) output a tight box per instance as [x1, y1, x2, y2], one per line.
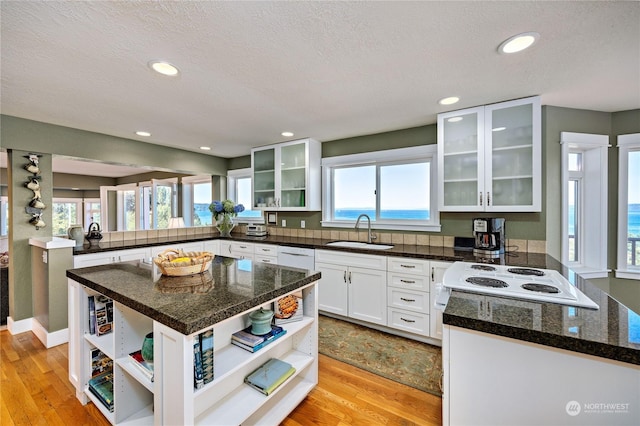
[335, 209, 429, 221]
[569, 204, 640, 237]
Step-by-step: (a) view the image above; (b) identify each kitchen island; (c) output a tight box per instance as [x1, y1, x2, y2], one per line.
[66, 256, 320, 425]
[442, 268, 640, 425]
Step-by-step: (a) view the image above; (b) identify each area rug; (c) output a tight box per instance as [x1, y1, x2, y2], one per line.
[318, 315, 443, 396]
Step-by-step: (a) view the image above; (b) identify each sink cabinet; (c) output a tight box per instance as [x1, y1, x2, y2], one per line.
[315, 250, 387, 325]
[437, 96, 541, 212]
[252, 138, 321, 211]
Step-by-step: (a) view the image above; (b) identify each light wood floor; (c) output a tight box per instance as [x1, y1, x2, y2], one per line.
[1, 330, 442, 425]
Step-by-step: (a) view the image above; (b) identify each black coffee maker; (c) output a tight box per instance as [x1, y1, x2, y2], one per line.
[473, 218, 506, 257]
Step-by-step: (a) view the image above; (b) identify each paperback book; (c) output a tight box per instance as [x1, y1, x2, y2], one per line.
[231, 325, 286, 353]
[94, 295, 113, 336]
[91, 348, 113, 378]
[194, 339, 204, 390]
[88, 371, 114, 412]
[244, 358, 296, 396]
[128, 350, 154, 382]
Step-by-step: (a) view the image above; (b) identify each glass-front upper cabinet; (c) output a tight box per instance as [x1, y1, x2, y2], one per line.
[252, 138, 321, 211]
[437, 96, 541, 212]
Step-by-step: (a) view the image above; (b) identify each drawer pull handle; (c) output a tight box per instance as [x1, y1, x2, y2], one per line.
[400, 279, 416, 284]
[262, 259, 271, 263]
[400, 264, 416, 269]
[400, 317, 416, 323]
[400, 297, 416, 302]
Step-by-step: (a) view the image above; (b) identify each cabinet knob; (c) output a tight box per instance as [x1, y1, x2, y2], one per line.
[487, 192, 491, 206]
[479, 192, 483, 206]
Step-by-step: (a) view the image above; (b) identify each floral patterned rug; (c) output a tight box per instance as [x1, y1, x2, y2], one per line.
[318, 315, 443, 396]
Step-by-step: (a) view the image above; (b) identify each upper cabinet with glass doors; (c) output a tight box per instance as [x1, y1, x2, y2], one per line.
[437, 96, 541, 212]
[252, 138, 321, 211]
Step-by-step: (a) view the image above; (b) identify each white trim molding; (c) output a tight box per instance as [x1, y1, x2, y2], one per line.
[616, 133, 640, 280]
[560, 132, 610, 278]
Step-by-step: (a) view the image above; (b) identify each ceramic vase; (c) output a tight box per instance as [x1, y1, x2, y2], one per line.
[141, 332, 154, 362]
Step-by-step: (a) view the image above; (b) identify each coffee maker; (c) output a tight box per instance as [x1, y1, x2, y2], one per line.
[473, 218, 506, 257]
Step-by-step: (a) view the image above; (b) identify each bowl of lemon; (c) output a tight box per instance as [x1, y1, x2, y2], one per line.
[153, 248, 214, 276]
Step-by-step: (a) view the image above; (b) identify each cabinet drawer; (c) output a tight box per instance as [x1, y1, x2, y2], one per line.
[387, 257, 430, 275]
[387, 308, 430, 336]
[254, 244, 277, 256]
[387, 288, 429, 314]
[231, 242, 254, 254]
[387, 272, 429, 292]
[255, 255, 277, 265]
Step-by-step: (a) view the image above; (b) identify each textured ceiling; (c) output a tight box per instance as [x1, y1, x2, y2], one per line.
[1, 1, 639, 166]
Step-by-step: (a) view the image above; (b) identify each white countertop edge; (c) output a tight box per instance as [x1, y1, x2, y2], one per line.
[29, 237, 76, 249]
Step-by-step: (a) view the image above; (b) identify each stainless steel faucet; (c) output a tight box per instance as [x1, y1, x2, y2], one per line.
[355, 214, 376, 243]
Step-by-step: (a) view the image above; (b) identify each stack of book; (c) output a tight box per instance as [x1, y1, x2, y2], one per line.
[244, 358, 296, 395]
[231, 325, 286, 353]
[193, 329, 214, 389]
[128, 350, 154, 382]
[88, 295, 113, 336]
[88, 372, 114, 412]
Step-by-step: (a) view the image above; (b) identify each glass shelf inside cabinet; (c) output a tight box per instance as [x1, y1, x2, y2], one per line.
[443, 181, 478, 206]
[443, 112, 479, 155]
[281, 143, 306, 169]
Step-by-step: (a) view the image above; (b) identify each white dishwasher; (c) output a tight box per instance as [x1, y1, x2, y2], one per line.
[277, 246, 315, 270]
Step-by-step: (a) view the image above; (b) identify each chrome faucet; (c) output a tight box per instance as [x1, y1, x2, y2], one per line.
[355, 214, 376, 244]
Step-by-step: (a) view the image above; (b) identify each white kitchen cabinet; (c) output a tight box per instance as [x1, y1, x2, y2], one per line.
[437, 96, 541, 212]
[252, 138, 321, 211]
[218, 241, 254, 259]
[387, 257, 431, 336]
[254, 243, 278, 265]
[203, 239, 220, 255]
[315, 250, 387, 326]
[149, 241, 205, 258]
[73, 247, 150, 268]
[429, 261, 451, 340]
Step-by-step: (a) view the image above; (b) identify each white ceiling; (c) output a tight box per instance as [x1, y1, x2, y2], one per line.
[1, 1, 639, 166]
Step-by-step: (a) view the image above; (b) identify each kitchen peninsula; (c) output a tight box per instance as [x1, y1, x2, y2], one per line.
[66, 256, 320, 425]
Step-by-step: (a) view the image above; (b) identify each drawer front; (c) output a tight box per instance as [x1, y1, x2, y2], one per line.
[255, 254, 278, 265]
[387, 288, 429, 314]
[387, 257, 430, 275]
[254, 244, 277, 256]
[387, 272, 429, 292]
[231, 242, 254, 254]
[387, 308, 430, 336]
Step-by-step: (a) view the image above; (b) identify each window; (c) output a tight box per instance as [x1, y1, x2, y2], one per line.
[560, 132, 609, 278]
[617, 133, 640, 279]
[52, 198, 83, 236]
[322, 146, 439, 231]
[84, 198, 101, 227]
[0, 196, 8, 237]
[228, 169, 264, 223]
[182, 175, 212, 227]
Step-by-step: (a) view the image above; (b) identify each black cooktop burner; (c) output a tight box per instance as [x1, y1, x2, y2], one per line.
[470, 264, 496, 271]
[466, 277, 508, 288]
[521, 283, 560, 294]
[508, 268, 545, 277]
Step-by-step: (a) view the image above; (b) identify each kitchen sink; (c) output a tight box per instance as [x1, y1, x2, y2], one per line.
[325, 241, 394, 250]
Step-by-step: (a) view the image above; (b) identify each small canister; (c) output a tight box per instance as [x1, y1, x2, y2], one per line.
[248, 307, 274, 335]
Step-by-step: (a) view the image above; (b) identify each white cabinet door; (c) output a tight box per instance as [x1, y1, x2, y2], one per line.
[252, 138, 321, 211]
[203, 240, 220, 255]
[429, 261, 451, 340]
[348, 266, 387, 325]
[150, 242, 203, 258]
[437, 96, 541, 212]
[74, 252, 117, 268]
[116, 248, 150, 262]
[315, 262, 349, 316]
[218, 241, 234, 258]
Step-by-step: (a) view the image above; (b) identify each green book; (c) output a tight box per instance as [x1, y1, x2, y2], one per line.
[244, 358, 295, 396]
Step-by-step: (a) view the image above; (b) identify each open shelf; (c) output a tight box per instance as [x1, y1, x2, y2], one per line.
[116, 357, 154, 393]
[194, 349, 314, 426]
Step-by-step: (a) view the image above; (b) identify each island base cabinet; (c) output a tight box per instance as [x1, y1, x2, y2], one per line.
[443, 325, 640, 426]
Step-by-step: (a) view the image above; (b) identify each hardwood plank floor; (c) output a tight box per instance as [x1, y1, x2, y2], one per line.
[1, 330, 442, 425]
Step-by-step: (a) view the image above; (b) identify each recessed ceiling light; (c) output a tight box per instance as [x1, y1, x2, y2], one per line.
[492, 127, 507, 132]
[439, 96, 460, 106]
[71, 187, 80, 191]
[200, 146, 211, 151]
[498, 32, 540, 54]
[148, 60, 180, 76]
[136, 131, 151, 137]
[447, 117, 463, 123]
[281, 131, 294, 137]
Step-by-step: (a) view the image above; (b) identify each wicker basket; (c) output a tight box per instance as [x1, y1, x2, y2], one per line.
[153, 248, 213, 276]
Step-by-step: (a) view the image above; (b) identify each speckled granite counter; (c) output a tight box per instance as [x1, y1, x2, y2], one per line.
[66, 257, 320, 335]
[443, 265, 640, 365]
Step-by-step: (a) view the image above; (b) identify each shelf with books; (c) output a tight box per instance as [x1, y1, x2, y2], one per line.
[194, 350, 315, 426]
[116, 356, 154, 393]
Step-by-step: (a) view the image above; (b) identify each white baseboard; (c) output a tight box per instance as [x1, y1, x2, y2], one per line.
[32, 319, 69, 348]
[7, 316, 69, 348]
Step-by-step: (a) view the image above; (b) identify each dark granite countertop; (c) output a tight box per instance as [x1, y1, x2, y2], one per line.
[443, 263, 640, 366]
[66, 256, 321, 335]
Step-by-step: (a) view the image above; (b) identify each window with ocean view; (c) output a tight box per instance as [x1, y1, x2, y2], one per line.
[617, 133, 640, 279]
[322, 146, 440, 232]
